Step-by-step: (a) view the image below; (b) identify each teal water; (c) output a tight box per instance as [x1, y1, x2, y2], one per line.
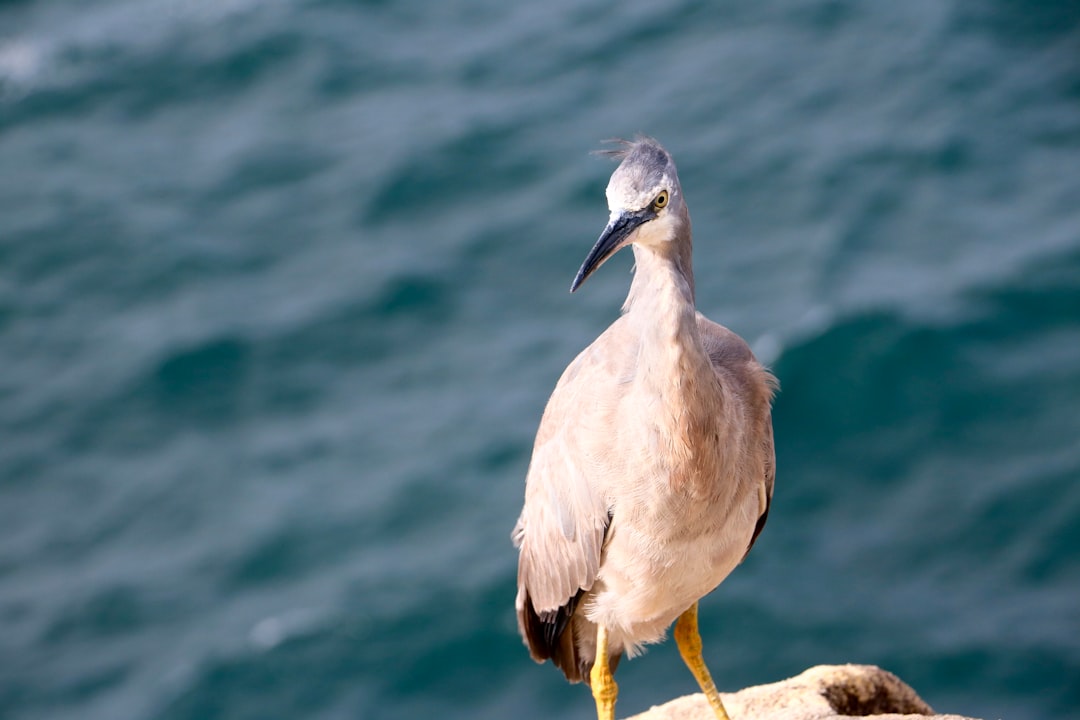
[2, 2, 1079, 719]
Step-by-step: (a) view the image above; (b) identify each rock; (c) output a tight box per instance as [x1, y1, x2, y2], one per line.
[625, 664, 980, 720]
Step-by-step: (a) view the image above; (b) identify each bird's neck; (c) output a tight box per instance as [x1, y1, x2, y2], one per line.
[623, 240, 696, 322]
[622, 243, 721, 493]
[623, 243, 710, 379]
[624, 234, 695, 312]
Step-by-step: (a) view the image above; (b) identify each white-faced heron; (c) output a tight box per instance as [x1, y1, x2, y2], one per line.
[512, 137, 777, 720]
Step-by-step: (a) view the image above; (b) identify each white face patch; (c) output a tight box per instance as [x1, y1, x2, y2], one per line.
[634, 210, 677, 247]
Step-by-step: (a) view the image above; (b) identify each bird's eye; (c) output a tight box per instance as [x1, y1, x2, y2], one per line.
[653, 190, 669, 210]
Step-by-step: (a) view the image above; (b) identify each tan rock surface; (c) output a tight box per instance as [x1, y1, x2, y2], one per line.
[626, 664, 980, 720]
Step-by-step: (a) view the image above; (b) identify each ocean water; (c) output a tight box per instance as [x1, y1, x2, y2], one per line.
[1, 1, 1078, 719]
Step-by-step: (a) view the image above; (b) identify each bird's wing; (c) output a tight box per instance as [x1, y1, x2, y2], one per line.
[514, 317, 641, 617]
[744, 418, 775, 559]
[513, 340, 618, 618]
[696, 316, 778, 561]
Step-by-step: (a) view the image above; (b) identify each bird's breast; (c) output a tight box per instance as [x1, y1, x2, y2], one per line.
[587, 469, 760, 650]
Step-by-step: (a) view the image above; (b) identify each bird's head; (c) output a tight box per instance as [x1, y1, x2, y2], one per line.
[571, 136, 686, 292]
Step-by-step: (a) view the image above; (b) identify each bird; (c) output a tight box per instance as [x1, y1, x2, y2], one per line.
[512, 136, 777, 720]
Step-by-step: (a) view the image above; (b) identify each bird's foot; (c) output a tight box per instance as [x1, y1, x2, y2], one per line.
[590, 624, 618, 720]
[675, 603, 731, 720]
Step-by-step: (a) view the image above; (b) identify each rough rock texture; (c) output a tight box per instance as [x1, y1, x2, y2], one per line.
[626, 664, 980, 720]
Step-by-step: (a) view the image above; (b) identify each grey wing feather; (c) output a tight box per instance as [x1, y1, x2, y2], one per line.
[744, 419, 775, 560]
[514, 349, 612, 614]
[514, 431, 609, 614]
[514, 336, 623, 668]
[696, 315, 778, 561]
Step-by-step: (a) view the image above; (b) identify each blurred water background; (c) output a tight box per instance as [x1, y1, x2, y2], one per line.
[2, 1, 1079, 719]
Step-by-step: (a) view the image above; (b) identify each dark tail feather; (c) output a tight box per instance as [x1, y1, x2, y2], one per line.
[552, 615, 585, 683]
[519, 588, 585, 683]
[558, 614, 623, 687]
[518, 589, 623, 685]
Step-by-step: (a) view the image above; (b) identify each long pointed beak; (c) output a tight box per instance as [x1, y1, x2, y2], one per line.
[570, 208, 654, 292]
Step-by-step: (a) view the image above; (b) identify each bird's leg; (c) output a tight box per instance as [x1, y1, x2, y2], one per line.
[674, 603, 730, 720]
[590, 624, 618, 720]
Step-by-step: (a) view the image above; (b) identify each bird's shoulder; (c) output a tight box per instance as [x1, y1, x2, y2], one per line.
[695, 314, 778, 395]
[695, 314, 753, 367]
[559, 315, 639, 385]
[530, 317, 637, 442]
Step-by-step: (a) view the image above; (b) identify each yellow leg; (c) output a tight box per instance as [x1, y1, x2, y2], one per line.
[674, 603, 730, 720]
[590, 624, 618, 720]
